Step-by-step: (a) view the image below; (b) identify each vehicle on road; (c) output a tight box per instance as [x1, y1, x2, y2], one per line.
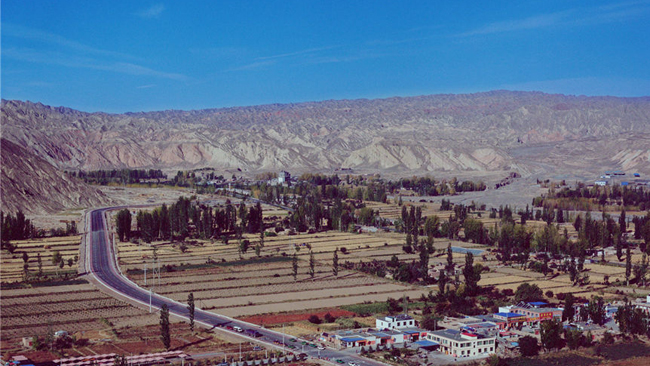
[233, 326, 243, 332]
[336, 360, 344, 364]
[318, 346, 325, 350]
[348, 362, 358, 366]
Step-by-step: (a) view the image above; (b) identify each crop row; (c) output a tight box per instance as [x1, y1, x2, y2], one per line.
[1, 298, 129, 317]
[161, 273, 379, 300]
[1, 306, 144, 328]
[1, 290, 111, 305]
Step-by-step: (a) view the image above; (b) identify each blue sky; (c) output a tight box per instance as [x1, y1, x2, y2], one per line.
[2, 0, 650, 113]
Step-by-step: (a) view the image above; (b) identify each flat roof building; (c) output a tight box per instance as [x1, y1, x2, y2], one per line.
[426, 329, 496, 358]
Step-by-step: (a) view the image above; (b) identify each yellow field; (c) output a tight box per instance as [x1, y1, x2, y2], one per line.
[0, 236, 81, 283]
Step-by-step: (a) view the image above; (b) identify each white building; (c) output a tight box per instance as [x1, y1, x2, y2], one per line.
[278, 171, 291, 184]
[426, 329, 496, 358]
[376, 314, 415, 330]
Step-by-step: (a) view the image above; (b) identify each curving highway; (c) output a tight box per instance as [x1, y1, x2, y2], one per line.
[84, 207, 388, 366]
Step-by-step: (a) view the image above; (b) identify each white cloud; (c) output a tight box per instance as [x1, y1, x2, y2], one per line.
[137, 4, 166, 19]
[460, 1, 650, 36]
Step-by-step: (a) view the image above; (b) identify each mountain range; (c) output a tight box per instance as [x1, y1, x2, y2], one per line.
[2, 90, 650, 213]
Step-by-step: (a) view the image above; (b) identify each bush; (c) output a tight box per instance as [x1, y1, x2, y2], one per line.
[340, 247, 348, 254]
[556, 292, 566, 301]
[545, 290, 554, 298]
[519, 335, 540, 356]
[308, 315, 321, 324]
[324, 313, 336, 323]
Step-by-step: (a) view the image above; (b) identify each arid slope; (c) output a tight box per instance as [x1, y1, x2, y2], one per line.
[2, 91, 650, 178]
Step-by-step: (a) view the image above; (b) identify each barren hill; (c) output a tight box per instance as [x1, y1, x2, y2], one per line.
[0, 138, 112, 215]
[2, 91, 650, 179]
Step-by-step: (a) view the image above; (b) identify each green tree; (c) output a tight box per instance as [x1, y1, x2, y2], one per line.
[514, 283, 543, 303]
[115, 209, 132, 242]
[51, 250, 62, 266]
[37, 253, 42, 277]
[625, 244, 632, 286]
[462, 252, 481, 296]
[333, 249, 339, 276]
[160, 304, 171, 350]
[420, 316, 440, 331]
[615, 301, 649, 336]
[540, 318, 564, 350]
[564, 328, 585, 350]
[519, 335, 540, 356]
[562, 293, 575, 322]
[309, 250, 315, 279]
[187, 292, 195, 334]
[445, 243, 454, 282]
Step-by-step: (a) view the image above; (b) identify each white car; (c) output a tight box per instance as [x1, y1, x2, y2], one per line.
[318, 346, 325, 350]
[348, 362, 358, 366]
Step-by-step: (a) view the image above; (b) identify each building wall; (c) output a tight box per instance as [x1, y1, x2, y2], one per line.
[425, 335, 496, 357]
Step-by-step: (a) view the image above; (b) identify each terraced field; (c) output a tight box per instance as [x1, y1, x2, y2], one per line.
[0, 236, 82, 283]
[0, 282, 157, 340]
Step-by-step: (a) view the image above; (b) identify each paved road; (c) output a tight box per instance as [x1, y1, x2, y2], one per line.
[85, 207, 387, 366]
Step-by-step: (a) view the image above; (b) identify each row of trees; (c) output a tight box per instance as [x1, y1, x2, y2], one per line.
[115, 197, 265, 243]
[535, 183, 650, 210]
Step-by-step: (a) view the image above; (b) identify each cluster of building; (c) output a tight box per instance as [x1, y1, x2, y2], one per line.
[323, 301, 568, 359]
[595, 171, 647, 186]
[323, 314, 498, 359]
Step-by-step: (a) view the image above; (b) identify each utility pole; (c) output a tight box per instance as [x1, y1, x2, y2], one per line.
[149, 288, 152, 313]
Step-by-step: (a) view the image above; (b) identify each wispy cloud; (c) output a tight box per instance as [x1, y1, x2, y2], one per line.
[3, 22, 137, 60]
[136, 84, 157, 89]
[137, 4, 166, 19]
[227, 46, 361, 71]
[256, 46, 338, 61]
[460, 1, 650, 36]
[227, 60, 276, 72]
[3, 23, 187, 81]
[3, 47, 188, 81]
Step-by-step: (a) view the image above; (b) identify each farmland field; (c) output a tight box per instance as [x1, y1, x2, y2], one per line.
[0, 281, 157, 341]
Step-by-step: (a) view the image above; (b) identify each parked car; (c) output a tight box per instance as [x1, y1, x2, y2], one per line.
[233, 326, 243, 332]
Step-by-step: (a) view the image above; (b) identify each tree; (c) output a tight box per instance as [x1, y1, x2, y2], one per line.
[445, 243, 454, 281]
[462, 252, 481, 296]
[386, 297, 402, 313]
[51, 251, 62, 266]
[308, 315, 321, 324]
[309, 250, 315, 279]
[324, 313, 336, 323]
[518, 335, 540, 356]
[115, 209, 132, 242]
[333, 249, 339, 276]
[292, 253, 298, 281]
[37, 253, 42, 277]
[615, 301, 649, 336]
[540, 318, 564, 350]
[625, 244, 632, 286]
[564, 328, 585, 350]
[562, 293, 575, 322]
[187, 292, 195, 334]
[160, 304, 171, 350]
[420, 316, 439, 331]
[514, 283, 543, 303]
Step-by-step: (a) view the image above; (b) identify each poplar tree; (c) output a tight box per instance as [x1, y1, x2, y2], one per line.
[333, 249, 339, 276]
[187, 293, 195, 334]
[309, 250, 315, 279]
[160, 304, 170, 350]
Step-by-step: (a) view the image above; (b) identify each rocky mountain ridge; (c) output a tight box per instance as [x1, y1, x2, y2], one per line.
[2, 91, 650, 178]
[1, 138, 112, 215]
